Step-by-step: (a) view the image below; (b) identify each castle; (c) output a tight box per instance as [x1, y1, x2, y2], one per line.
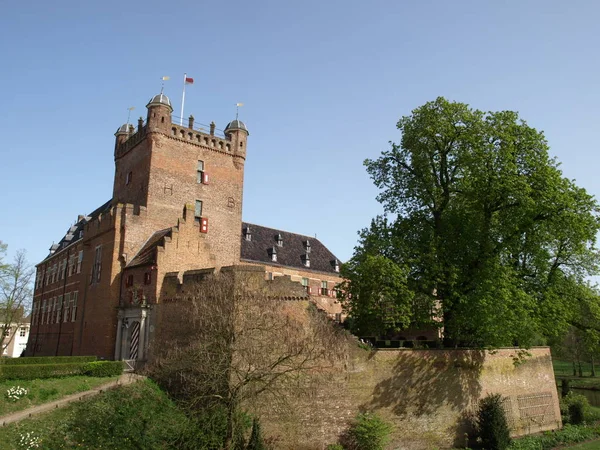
[26, 92, 343, 361]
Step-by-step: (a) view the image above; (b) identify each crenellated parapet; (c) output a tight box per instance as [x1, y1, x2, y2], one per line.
[115, 125, 147, 160]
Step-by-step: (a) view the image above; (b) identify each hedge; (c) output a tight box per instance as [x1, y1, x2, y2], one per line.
[0, 356, 97, 366]
[0, 363, 90, 380]
[82, 361, 123, 377]
[0, 360, 123, 380]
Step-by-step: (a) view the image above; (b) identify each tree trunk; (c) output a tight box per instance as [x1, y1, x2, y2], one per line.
[592, 356, 596, 377]
[578, 361, 583, 378]
[573, 361, 577, 377]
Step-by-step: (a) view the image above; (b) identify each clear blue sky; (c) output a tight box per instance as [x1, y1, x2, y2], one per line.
[1, 0, 599, 267]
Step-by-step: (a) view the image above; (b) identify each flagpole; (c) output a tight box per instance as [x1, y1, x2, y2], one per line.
[180, 73, 186, 126]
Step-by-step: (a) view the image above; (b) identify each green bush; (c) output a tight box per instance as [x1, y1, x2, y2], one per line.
[346, 412, 392, 450]
[326, 445, 344, 450]
[509, 424, 600, 449]
[246, 418, 266, 450]
[561, 392, 590, 425]
[477, 393, 511, 450]
[0, 356, 96, 366]
[0, 363, 88, 380]
[82, 361, 123, 377]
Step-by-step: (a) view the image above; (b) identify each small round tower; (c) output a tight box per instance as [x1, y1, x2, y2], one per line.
[224, 119, 249, 160]
[146, 93, 173, 133]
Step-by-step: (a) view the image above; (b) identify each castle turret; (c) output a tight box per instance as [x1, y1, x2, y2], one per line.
[114, 124, 131, 152]
[146, 93, 173, 134]
[224, 119, 249, 160]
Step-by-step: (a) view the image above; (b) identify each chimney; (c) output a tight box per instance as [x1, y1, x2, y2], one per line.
[188, 115, 194, 129]
[138, 117, 143, 132]
[210, 121, 215, 136]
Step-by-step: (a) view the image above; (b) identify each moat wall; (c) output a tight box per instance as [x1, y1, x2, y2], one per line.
[256, 346, 560, 449]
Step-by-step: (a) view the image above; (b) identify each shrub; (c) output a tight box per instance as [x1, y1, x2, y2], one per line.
[561, 392, 590, 425]
[246, 418, 266, 450]
[346, 412, 392, 450]
[0, 356, 96, 366]
[509, 424, 600, 449]
[477, 393, 511, 450]
[326, 445, 344, 450]
[82, 361, 123, 377]
[0, 363, 87, 380]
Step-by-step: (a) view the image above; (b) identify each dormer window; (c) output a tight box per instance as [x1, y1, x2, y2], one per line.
[276, 233, 283, 247]
[331, 258, 340, 273]
[302, 253, 310, 268]
[304, 240, 311, 253]
[244, 226, 251, 241]
[268, 246, 277, 262]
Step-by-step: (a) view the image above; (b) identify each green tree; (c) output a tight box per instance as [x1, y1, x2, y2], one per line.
[344, 97, 600, 347]
[339, 253, 413, 336]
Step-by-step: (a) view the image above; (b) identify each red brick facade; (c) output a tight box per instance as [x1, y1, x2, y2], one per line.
[26, 93, 342, 360]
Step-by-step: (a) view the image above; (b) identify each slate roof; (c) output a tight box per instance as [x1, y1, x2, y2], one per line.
[41, 199, 112, 263]
[240, 222, 341, 275]
[127, 228, 172, 268]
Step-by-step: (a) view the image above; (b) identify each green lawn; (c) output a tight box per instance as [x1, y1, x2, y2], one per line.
[562, 439, 600, 449]
[0, 379, 195, 450]
[0, 375, 119, 416]
[554, 360, 600, 390]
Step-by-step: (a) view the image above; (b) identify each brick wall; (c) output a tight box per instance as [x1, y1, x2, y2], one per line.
[254, 323, 561, 449]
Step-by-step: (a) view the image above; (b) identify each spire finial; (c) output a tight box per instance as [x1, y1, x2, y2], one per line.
[160, 76, 170, 94]
[235, 102, 244, 120]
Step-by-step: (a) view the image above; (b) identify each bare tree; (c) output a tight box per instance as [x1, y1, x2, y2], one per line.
[0, 243, 34, 354]
[148, 270, 347, 449]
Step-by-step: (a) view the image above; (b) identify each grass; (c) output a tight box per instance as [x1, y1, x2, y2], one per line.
[563, 439, 600, 449]
[0, 379, 196, 450]
[0, 375, 119, 416]
[554, 360, 600, 390]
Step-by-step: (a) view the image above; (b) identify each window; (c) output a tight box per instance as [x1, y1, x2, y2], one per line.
[197, 161, 208, 184]
[304, 240, 311, 253]
[302, 253, 310, 268]
[302, 277, 310, 293]
[76, 250, 83, 274]
[50, 297, 56, 324]
[92, 246, 102, 283]
[56, 295, 63, 323]
[63, 293, 70, 322]
[41, 300, 47, 324]
[332, 258, 340, 273]
[125, 274, 133, 287]
[276, 233, 283, 247]
[19, 327, 27, 337]
[321, 280, 328, 296]
[126, 171, 132, 185]
[3, 327, 10, 337]
[71, 291, 78, 322]
[244, 226, 251, 241]
[59, 259, 65, 281]
[194, 200, 203, 222]
[144, 272, 151, 285]
[269, 246, 277, 262]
